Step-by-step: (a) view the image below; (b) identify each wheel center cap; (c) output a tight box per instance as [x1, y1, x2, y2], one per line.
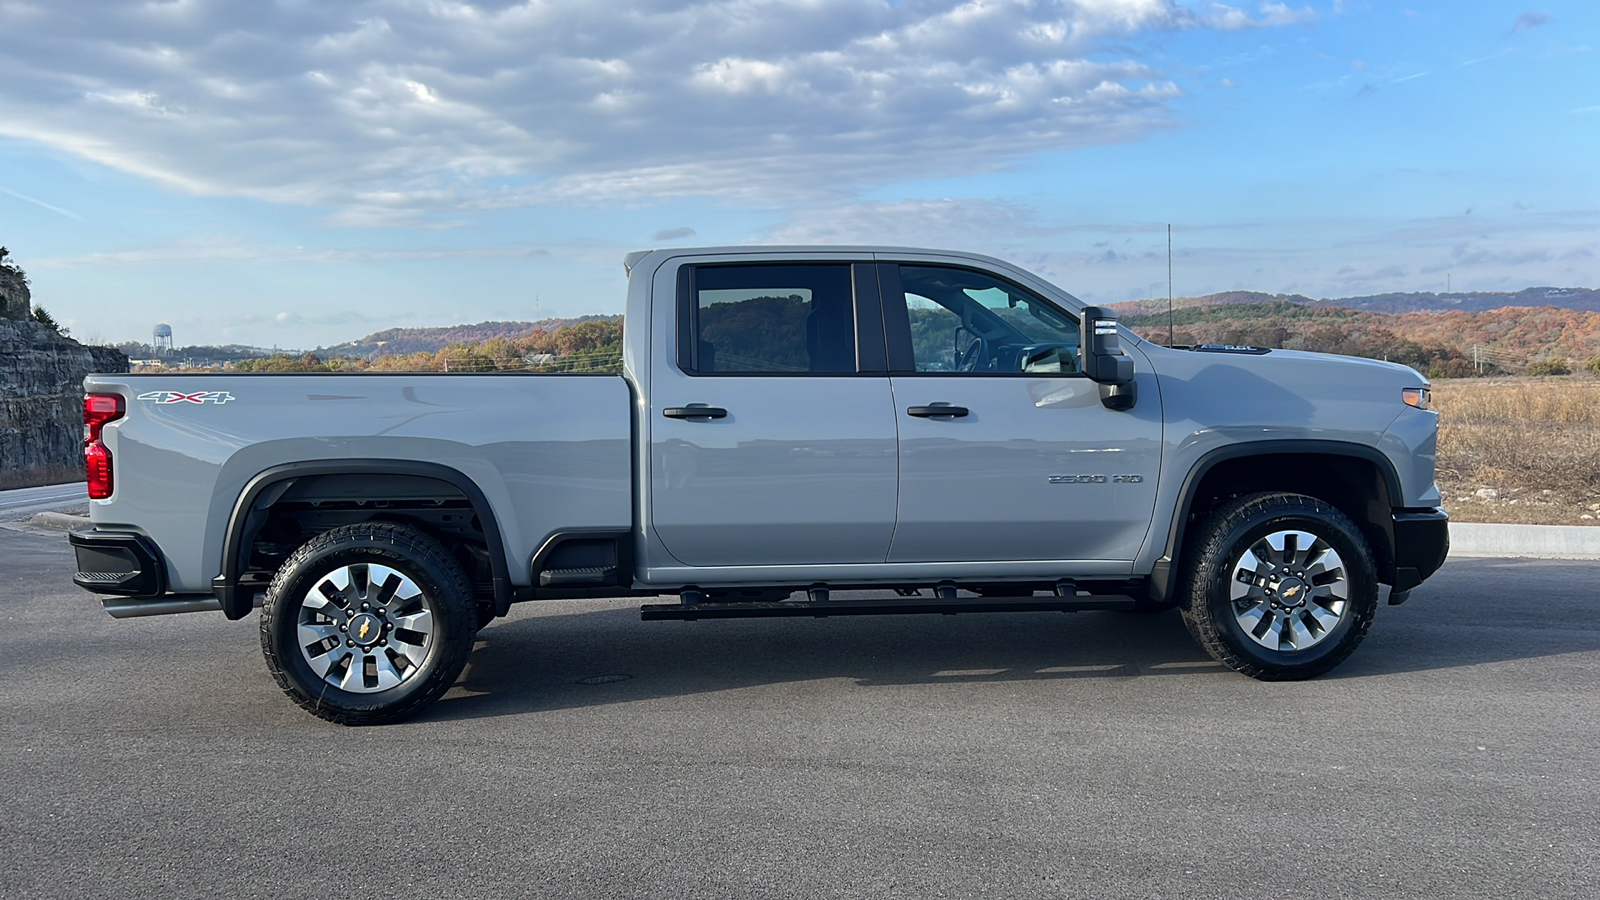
[1276, 577, 1309, 609]
[349, 613, 383, 647]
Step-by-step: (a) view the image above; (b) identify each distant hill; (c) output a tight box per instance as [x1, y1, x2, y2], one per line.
[1111, 286, 1600, 317]
[319, 315, 622, 358]
[1112, 289, 1600, 377]
[1316, 287, 1600, 314]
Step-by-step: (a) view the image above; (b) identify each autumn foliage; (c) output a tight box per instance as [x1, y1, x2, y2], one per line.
[1118, 301, 1600, 378]
[231, 319, 625, 374]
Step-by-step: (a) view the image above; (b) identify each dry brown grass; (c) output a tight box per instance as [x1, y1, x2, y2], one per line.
[1433, 377, 1600, 525]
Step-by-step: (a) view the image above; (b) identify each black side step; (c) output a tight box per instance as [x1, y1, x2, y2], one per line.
[540, 566, 617, 587]
[640, 595, 1134, 621]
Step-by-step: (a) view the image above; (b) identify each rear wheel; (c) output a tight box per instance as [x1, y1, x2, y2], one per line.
[1179, 492, 1378, 680]
[260, 522, 476, 725]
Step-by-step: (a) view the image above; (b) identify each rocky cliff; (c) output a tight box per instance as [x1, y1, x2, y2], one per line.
[1, 317, 130, 489]
[0, 261, 29, 319]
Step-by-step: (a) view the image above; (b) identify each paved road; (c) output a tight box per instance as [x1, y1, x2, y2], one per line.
[0, 482, 88, 520]
[2, 527, 1596, 899]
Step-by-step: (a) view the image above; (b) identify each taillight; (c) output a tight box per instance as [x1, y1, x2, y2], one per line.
[84, 393, 125, 500]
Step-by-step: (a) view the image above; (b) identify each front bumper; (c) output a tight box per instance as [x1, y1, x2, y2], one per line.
[1392, 508, 1450, 592]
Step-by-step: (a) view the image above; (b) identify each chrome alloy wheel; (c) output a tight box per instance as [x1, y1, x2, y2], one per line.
[295, 563, 436, 693]
[1228, 529, 1349, 652]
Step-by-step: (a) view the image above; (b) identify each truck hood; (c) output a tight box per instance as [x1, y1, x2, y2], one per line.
[1131, 339, 1428, 388]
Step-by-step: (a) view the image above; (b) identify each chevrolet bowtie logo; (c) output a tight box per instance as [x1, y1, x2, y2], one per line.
[1283, 585, 1302, 599]
[359, 620, 372, 640]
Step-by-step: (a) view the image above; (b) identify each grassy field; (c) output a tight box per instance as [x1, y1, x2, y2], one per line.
[1433, 378, 1600, 525]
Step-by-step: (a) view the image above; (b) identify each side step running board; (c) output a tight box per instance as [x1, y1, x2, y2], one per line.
[540, 566, 618, 587]
[641, 595, 1134, 621]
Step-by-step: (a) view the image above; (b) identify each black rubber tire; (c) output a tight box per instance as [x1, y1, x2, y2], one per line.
[1178, 492, 1378, 680]
[260, 522, 476, 725]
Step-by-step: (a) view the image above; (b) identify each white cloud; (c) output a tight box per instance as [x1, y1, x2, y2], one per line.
[1198, 2, 1315, 31]
[29, 233, 542, 268]
[765, 197, 1053, 246]
[0, 1, 1313, 222]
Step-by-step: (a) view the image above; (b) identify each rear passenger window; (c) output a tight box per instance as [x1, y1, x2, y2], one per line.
[686, 265, 856, 373]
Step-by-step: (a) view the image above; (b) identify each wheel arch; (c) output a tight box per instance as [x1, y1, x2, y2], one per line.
[213, 459, 513, 620]
[1148, 441, 1403, 605]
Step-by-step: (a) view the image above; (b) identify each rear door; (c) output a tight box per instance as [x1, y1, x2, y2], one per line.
[647, 259, 899, 567]
[880, 261, 1163, 565]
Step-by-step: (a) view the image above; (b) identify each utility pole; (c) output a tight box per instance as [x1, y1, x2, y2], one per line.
[1167, 224, 1174, 347]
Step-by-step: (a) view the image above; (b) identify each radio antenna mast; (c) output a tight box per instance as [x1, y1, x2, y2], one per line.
[1167, 224, 1174, 347]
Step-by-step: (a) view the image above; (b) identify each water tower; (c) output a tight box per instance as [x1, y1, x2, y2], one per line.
[153, 323, 173, 357]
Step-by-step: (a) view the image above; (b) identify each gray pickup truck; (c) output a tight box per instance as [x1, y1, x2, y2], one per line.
[71, 246, 1448, 724]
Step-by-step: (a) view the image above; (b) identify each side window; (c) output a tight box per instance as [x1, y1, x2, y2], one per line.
[687, 264, 856, 374]
[899, 265, 1080, 375]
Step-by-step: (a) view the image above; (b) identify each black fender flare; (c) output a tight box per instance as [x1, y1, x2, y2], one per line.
[1146, 440, 1405, 605]
[211, 459, 513, 620]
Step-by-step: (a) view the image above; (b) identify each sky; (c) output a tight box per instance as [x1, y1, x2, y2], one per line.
[0, 0, 1595, 350]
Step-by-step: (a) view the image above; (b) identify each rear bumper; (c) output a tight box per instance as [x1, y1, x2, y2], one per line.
[1392, 508, 1450, 592]
[70, 527, 223, 617]
[69, 527, 166, 597]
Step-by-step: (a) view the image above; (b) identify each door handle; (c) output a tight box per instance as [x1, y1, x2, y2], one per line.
[906, 405, 969, 418]
[663, 406, 728, 419]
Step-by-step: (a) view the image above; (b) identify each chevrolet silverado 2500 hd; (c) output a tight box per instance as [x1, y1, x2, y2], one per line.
[71, 246, 1449, 724]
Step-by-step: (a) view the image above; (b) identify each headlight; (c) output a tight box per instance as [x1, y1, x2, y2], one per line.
[1402, 387, 1432, 410]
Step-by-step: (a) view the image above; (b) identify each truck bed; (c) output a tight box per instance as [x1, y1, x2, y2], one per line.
[84, 372, 635, 593]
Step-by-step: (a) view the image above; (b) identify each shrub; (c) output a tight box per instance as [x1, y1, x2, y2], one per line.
[1524, 357, 1572, 376]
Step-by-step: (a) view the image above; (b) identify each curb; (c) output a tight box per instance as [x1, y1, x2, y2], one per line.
[25, 512, 89, 532]
[1447, 522, 1600, 560]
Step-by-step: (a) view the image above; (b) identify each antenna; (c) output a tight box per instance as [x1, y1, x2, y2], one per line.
[1167, 224, 1174, 347]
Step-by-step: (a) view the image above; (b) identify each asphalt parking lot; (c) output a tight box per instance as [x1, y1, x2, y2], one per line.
[2, 525, 1596, 899]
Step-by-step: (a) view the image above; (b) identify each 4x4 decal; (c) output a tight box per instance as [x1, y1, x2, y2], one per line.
[136, 390, 236, 405]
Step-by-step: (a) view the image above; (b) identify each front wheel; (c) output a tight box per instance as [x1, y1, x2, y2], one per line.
[1179, 493, 1378, 680]
[261, 522, 476, 725]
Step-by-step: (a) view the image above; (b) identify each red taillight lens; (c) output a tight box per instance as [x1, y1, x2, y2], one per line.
[85, 442, 113, 498]
[83, 393, 125, 500]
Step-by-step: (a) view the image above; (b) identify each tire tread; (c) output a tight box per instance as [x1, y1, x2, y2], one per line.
[260, 522, 475, 725]
[1178, 492, 1378, 681]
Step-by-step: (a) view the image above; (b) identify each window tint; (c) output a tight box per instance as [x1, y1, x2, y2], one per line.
[689, 265, 856, 373]
[899, 266, 1080, 375]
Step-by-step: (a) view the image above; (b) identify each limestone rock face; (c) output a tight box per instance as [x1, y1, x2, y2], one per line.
[0, 318, 130, 488]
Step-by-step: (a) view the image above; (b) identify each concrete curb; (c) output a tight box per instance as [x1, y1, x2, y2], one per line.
[1447, 522, 1600, 560]
[25, 512, 89, 532]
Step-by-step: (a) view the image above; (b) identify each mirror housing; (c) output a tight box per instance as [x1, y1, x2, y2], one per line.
[1078, 307, 1134, 385]
[1078, 307, 1137, 411]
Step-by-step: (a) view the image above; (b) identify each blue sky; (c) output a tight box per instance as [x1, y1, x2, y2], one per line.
[0, 0, 1595, 349]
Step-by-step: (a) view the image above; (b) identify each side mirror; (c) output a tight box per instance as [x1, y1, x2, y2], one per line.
[1078, 307, 1137, 411]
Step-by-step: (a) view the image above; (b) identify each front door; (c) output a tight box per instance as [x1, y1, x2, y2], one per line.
[881, 262, 1163, 564]
[648, 260, 898, 568]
